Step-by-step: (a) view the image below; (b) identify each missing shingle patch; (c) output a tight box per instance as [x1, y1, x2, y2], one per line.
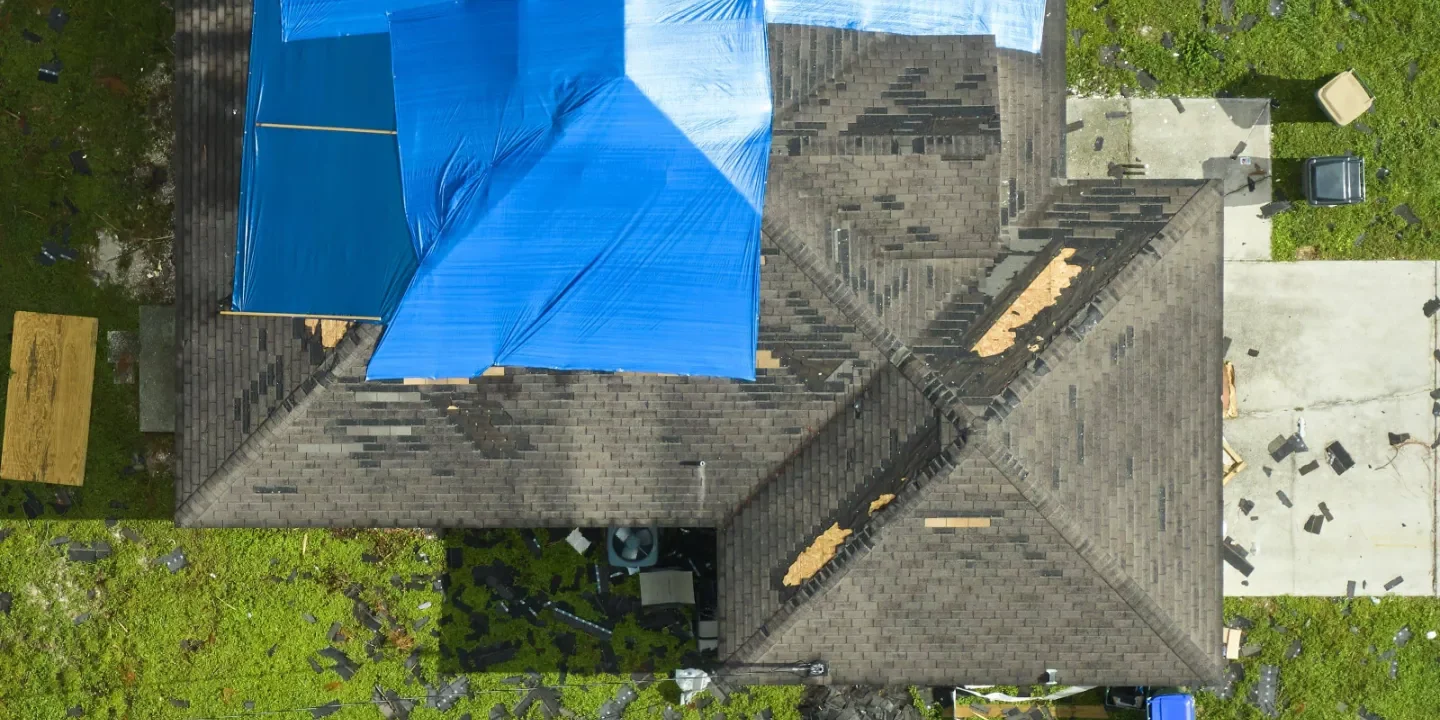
[782, 524, 851, 587]
[973, 249, 1083, 357]
[867, 494, 895, 515]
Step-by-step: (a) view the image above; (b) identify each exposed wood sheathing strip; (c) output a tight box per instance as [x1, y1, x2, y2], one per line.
[304, 319, 352, 349]
[868, 493, 896, 515]
[782, 523, 852, 586]
[973, 248, 1083, 358]
[924, 517, 993, 528]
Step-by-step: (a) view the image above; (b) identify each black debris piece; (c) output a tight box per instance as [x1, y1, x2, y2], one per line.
[1390, 659, 1399, 680]
[1093, 137, 1104, 152]
[1104, 111, 1128, 120]
[49, 536, 71, 546]
[1161, 31, 1174, 49]
[1431, 401, 1439, 417]
[1358, 707, 1383, 720]
[1298, 460, 1320, 475]
[1389, 432, 1411, 446]
[67, 541, 112, 563]
[361, 553, 380, 564]
[73, 613, 90, 625]
[1319, 502, 1334, 522]
[1231, 141, 1248, 159]
[1347, 580, 1356, 598]
[1394, 625, 1412, 647]
[1169, 95, 1185, 113]
[375, 686, 415, 720]
[1248, 664, 1280, 718]
[1303, 515, 1324, 535]
[312, 700, 342, 718]
[22, 29, 43, 43]
[353, 599, 383, 632]
[490, 704, 510, 720]
[1396, 204, 1421, 226]
[267, 643, 278, 657]
[1239, 13, 1258, 30]
[1385, 575, 1404, 591]
[67, 706, 84, 717]
[1259, 201, 1292, 219]
[1263, 466, 1273, 477]
[425, 676, 467, 712]
[48, 7, 70, 33]
[38, 56, 63, 83]
[308, 656, 325, 674]
[302, 612, 318, 624]
[157, 547, 187, 573]
[1376, 167, 1391, 183]
[1223, 539, 1255, 576]
[1247, 348, 1260, 357]
[169, 698, 190, 709]
[1276, 490, 1293, 508]
[1239, 643, 1263, 657]
[1136, 70, 1159, 90]
[1269, 433, 1307, 461]
[1239, 498, 1255, 515]
[37, 241, 79, 265]
[1070, 28, 1085, 45]
[327, 622, 343, 642]
[1268, 0, 1284, 16]
[1354, 121, 1373, 135]
[0, 592, 10, 615]
[1325, 442, 1354, 474]
[1065, 120, 1084, 133]
[1285, 638, 1302, 660]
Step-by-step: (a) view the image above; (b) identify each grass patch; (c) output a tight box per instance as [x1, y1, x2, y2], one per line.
[1067, 0, 1440, 259]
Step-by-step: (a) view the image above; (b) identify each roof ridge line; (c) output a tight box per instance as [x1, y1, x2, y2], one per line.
[725, 433, 969, 666]
[175, 324, 382, 526]
[976, 180, 1217, 418]
[761, 215, 973, 426]
[969, 432, 1223, 683]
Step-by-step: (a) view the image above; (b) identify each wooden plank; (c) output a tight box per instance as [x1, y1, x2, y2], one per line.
[1, 312, 99, 486]
[1225, 627, 1243, 659]
[255, 122, 398, 136]
[925, 517, 993, 529]
[219, 310, 382, 322]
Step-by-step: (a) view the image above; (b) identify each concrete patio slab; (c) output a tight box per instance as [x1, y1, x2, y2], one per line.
[1222, 261, 1438, 596]
[1066, 98, 1273, 261]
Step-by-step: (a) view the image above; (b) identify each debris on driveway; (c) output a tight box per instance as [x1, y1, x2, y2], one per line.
[1303, 514, 1324, 534]
[1387, 432, 1411, 446]
[1324, 442, 1354, 474]
[1298, 459, 1320, 475]
[1269, 432, 1308, 462]
[1385, 575, 1404, 591]
[1223, 537, 1255, 576]
[157, 547, 187, 573]
[1276, 490, 1293, 508]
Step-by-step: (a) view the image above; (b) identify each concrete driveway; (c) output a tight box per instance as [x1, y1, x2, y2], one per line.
[1066, 97, 1273, 261]
[1222, 262, 1438, 596]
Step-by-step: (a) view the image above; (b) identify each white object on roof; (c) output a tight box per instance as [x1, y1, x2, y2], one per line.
[639, 570, 695, 606]
[565, 528, 591, 554]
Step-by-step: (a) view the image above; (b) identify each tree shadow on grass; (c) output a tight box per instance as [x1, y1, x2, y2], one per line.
[439, 528, 718, 677]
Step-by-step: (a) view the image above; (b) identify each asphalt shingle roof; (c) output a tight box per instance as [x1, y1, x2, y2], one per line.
[175, 0, 1223, 685]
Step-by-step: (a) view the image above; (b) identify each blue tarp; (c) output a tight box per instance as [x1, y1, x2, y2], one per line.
[280, 0, 436, 41]
[366, 0, 770, 380]
[234, 0, 416, 318]
[764, 0, 1047, 52]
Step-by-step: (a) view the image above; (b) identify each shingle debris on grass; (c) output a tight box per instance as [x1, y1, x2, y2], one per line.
[308, 656, 325, 674]
[1259, 201, 1292, 219]
[168, 698, 190, 709]
[1396, 204, 1421, 226]
[320, 647, 360, 681]
[312, 700, 342, 718]
[67, 706, 83, 717]
[38, 56, 63, 83]
[1325, 442, 1354, 474]
[375, 686, 416, 720]
[47, 7, 69, 32]
[1276, 490, 1293, 508]
[67, 541, 112, 563]
[68, 150, 91, 176]
[1248, 664, 1280, 717]
[1385, 575, 1404, 591]
[1394, 625, 1412, 647]
[1303, 515, 1324, 534]
[22, 29, 43, 42]
[157, 547, 187, 573]
[1285, 638, 1302, 660]
[429, 676, 469, 711]
[1358, 707, 1384, 720]
[72, 612, 89, 625]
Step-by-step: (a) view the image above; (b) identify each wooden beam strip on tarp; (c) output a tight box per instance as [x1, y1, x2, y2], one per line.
[1, 311, 99, 487]
[219, 310, 382, 322]
[255, 122, 398, 136]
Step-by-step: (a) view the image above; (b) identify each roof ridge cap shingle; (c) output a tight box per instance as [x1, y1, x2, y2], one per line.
[175, 324, 381, 526]
[969, 431, 1223, 683]
[725, 433, 969, 665]
[761, 216, 973, 426]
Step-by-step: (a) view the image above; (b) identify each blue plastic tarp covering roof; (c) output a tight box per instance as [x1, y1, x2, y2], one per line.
[234, 0, 416, 318]
[364, 0, 770, 380]
[764, 0, 1047, 52]
[280, 0, 436, 41]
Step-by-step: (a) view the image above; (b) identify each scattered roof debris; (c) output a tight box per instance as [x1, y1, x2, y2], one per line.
[1325, 442, 1354, 474]
[1269, 432, 1307, 462]
[1298, 459, 1320, 475]
[1222, 362, 1239, 418]
[1388, 432, 1411, 446]
[1223, 537, 1254, 576]
[38, 56, 63, 83]
[1396, 204, 1421, 226]
[1385, 575, 1404, 591]
[1303, 514, 1324, 534]
[1238, 498, 1255, 515]
[1318, 502, 1334, 522]
[1285, 638, 1302, 660]
[973, 248, 1083, 357]
[157, 547, 188, 573]
[1259, 201, 1292, 219]
[22, 29, 43, 43]
[1093, 137, 1104, 151]
[48, 7, 70, 33]
[1248, 664, 1280, 718]
[69, 150, 92, 176]
[1223, 438, 1246, 485]
[1394, 625, 1412, 647]
[1276, 490, 1293, 508]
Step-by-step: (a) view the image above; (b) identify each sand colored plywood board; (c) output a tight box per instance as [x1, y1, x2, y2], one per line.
[925, 517, 992, 528]
[1222, 361, 1239, 419]
[973, 248, 1083, 357]
[1, 312, 99, 486]
[304, 318, 351, 349]
[756, 350, 782, 369]
[1224, 626, 1243, 659]
[783, 523, 851, 586]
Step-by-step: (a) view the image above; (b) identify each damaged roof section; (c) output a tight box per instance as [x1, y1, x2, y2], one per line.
[972, 247, 1084, 357]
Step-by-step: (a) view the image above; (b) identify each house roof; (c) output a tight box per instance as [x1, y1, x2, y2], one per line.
[176, 0, 1223, 685]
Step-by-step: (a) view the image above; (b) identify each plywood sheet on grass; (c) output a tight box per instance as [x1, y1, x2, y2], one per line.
[1, 312, 99, 486]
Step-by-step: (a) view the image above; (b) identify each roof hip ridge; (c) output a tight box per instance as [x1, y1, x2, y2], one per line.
[175, 323, 381, 526]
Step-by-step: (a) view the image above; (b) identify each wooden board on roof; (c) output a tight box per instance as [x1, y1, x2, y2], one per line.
[1, 311, 99, 486]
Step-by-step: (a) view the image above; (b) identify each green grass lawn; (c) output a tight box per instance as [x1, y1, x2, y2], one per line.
[1201, 597, 1440, 719]
[1067, 0, 1440, 259]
